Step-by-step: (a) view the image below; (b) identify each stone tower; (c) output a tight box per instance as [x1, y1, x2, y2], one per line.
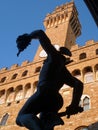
[33, 1, 81, 62]
[0, 1, 98, 130]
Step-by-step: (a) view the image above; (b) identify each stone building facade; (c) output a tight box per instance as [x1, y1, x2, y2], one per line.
[0, 1, 98, 130]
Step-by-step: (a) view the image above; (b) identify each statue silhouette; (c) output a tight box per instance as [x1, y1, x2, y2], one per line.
[16, 30, 83, 130]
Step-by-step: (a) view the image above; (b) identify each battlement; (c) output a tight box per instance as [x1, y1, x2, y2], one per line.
[0, 40, 97, 74]
[0, 40, 97, 89]
[71, 40, 96, 51]
[44, 1, 80, 35]
[0, 61, 30, 73]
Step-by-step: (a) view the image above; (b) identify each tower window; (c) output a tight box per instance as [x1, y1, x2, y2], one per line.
[79, 53, 86, 60]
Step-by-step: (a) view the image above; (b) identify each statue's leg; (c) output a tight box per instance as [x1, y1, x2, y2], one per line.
[39, 93, 64, 130]
[16, 114, 43, 130]
[16, 91, 44, 130]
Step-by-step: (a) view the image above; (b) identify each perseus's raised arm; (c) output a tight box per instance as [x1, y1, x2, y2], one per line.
[29, 30, 56, 54]
[16, 30, 57, 56]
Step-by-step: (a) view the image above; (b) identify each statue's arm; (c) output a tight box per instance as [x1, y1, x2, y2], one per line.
[70, 80, 83, 107]
[16, 30, 57, 56]
[29, 30, 57, 55]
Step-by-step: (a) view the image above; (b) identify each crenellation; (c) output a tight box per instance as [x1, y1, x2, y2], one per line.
[10, 64, 19, 70]
[44, 2, 76, 30]
[85, 40, 95, 46]
[70, 41, 98, 64]
[44, 11, 69, 29]
[0, 60, 43, 84]
[0, 67, 8, 73]
[53, 3, 69, 13]
[21, 60, 30, 66]
[71, 44, 79, 51]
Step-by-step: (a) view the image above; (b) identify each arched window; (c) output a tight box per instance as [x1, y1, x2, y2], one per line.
[33, 81, 38, 93]
[54, 17, 57, 25]
[96, 49, 98, 55]
[94, 64, 98, 80]
[58, 15, 61, 23]
[24, 83, 31, 98]
[35, 66, 41, 73]
[72, 69, 81, 80]
[15, 85, 23, 101]
[0, 113, 9, 126]
[80, 95, 90, 111]
[6, 88, 14, 103]
[83, 96, 90, 111]
[83, 66, 93, 83]
[22, 70, 28, 77]
[0, 90, 5, 104]
[61, 14, 65, 22]
[46, 20, 49, 28]
[0, 77, 6, 83]
[11, 73, 18, 80]
[49, 18, 52, 25]
[79, 53, 86, 60]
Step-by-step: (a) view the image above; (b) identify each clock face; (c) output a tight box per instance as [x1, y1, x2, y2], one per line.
[39, 50, 47, 58]
[39, 44, 60, 58]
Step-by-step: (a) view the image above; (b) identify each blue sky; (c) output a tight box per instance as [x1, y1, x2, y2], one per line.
[0, 0, 98, 69]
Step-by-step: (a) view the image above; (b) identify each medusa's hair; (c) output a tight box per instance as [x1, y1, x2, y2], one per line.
[16, 33, 31, 56]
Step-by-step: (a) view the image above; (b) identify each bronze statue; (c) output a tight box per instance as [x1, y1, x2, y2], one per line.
[16, 30, 83, 130]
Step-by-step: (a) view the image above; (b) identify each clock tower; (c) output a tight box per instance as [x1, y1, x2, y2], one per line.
[33, 1, 81, 62]
[0, 1, 98, 130]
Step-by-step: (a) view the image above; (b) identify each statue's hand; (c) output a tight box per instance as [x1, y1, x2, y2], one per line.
[65, 105, 83, 118]
[16, 33, 31, 56]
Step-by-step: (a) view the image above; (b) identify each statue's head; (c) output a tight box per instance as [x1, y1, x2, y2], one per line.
[16, 34, 31, 56]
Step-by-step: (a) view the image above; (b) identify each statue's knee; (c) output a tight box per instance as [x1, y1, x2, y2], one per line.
[16, 116, 22, 126]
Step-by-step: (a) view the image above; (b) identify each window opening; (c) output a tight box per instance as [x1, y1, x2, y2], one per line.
[0, 113, 9, 126]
